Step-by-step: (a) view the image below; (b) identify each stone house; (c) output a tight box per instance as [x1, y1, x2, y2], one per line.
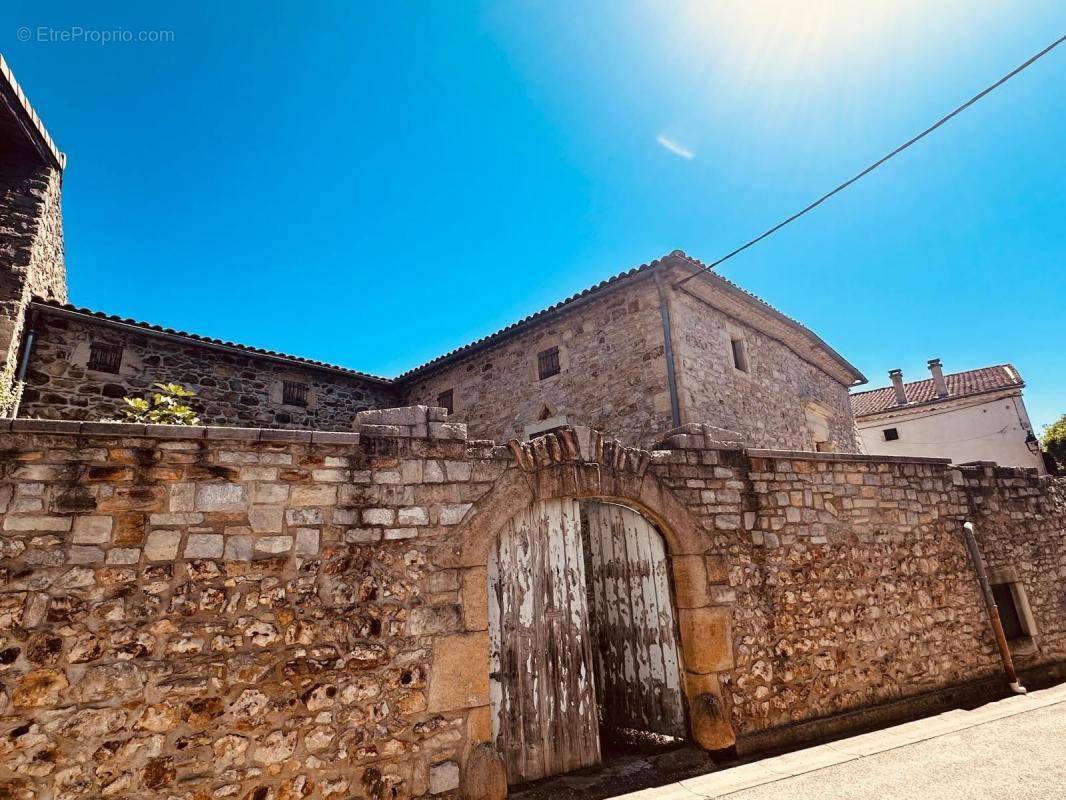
[852, 360, 1045, 472]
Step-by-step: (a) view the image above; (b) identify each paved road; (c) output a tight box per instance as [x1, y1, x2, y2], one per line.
[614, 682, 1066, 800]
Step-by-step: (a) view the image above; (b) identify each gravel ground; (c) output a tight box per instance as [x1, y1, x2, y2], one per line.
[722, 703, 1066, 800]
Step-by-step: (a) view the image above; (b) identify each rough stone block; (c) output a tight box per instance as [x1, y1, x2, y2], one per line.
[249, 505, 283, 533]
[462, 567, 488, 631]
[295, 527, 319, 555]
[671, 555, 709, 608]
[427, 632, 490, 712]
[439, 503, 473, 526]
[254, 535, 293, 555]
[429, 762, 459, 794]
[145, 530, 181, 561]
[195, 483, 246, 512]
[72, 515, 112, 544]
[184, 533, 224, 559]
[678, 607, 733, 673]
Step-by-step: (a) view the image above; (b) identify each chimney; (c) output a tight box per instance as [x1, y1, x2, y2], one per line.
[888, 369, 907, 405]
[927, 358, 949, 398]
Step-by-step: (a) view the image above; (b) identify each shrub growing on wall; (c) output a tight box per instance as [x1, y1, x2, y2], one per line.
[121, 383, 201, 425]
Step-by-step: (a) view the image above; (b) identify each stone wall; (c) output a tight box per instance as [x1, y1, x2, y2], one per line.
[0, 414, 1063, 798]
[18, 309, 400, 429]
[400, 274, 675, 448]
[0, 162, 65, 368]
[669, 288, 859, 452]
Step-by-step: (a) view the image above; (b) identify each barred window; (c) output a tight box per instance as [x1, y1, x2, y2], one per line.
[87, 342, 123, 374]
[283, 380, 309, 407]
[437, 389, 454, 415]
[537, 346, 561, 380]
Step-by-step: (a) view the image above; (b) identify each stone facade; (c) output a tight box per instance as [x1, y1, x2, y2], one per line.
[0, 413, 1063, 798]
[18, 308, 400, 429]
[669, 287, 860, 452]
[0, 163, 65, 369]
[16, 256, 865, 452]
[401, 258, 862, 451]
[400, 275, 675, 447]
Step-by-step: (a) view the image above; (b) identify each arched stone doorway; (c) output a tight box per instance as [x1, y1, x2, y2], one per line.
[486, 496, 686, 785]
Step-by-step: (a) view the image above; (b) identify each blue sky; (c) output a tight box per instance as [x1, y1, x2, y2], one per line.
[2, 2, 1063, 429]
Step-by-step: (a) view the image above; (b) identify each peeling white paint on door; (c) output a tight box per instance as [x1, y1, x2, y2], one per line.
[584, 501, 686, 738]
[488, 498, 600, 785]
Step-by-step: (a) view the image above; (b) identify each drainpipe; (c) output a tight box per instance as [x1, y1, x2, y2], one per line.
[654, 272, 682, 428]
[12, 309, 38, 420]
[962, 521, 1026, 694]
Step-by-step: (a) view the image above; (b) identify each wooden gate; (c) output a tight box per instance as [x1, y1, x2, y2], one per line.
[487, 498, 600, 785]
[583, 501, 686, 738]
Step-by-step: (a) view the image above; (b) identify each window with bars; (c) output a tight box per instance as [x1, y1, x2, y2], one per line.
[87, 342, 123, 374]
[282, 380, 309, 407]
[437, 389, 454, 415]
[537, 346, 561, 380]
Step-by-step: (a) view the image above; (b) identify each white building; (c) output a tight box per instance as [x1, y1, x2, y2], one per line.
[851, 360, 1045, 473]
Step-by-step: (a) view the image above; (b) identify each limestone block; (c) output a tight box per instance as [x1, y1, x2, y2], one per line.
[671, 555, 709, 608]
[249, 505, 283, 533]
[461, 567, 488, 631]
[145, 530, 181, 561]
[295, 528, 320, 556]
[4, 516, 71, 532]
[461, 744, 507, 800]
[440, 503, 473, 526]
[430, 761, 459, 794]
[399, 506, 430, 526]
[195, 483, 246, 512]
[683, 672, 736, 751]
[72, 515, 112, 543]
[225, 535, 253, 561]
[184, 533, 224, 559]
[427, 632, 490, 712]
[254, 535, 293, 555]
[678, 606, 733, 673]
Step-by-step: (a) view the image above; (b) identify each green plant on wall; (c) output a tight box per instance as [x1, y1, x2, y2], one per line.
[0, 359, 24, 419]
[1042, 413, 1066, 471]
[121, 383, 201, 425]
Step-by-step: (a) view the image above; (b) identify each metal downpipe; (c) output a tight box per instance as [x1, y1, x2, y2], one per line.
[962, 521, 1026, 694]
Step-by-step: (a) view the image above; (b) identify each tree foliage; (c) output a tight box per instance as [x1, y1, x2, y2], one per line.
[1041, 414, 1066, 471]
[121, 383, 201, 425]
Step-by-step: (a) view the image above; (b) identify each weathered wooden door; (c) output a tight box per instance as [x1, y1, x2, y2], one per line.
[583, 501, 686, 738]
[487, 498, 600, 785]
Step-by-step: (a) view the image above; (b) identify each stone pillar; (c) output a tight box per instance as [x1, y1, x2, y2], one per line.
[0, 57, 67, 372]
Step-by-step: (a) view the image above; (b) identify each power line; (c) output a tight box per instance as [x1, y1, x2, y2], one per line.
[675, 32, 1066, 288]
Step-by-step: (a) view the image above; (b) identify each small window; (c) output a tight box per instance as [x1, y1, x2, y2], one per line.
[991, 583, 1027, 641]
[537, 346, 561, 380]
[437, 389, 454, 415]
[282, 380, 309, 407]
[87, 342, 123, 373]
[883, 428, 900, 441]
[730, 337, 749, 372]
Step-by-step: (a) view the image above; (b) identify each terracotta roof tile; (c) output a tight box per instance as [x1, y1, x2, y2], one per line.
[851, 364, 1023, 417]
[32, 300, 393, 383]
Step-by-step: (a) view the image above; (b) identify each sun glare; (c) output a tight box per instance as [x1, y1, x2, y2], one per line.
[672, 0, 934, 87]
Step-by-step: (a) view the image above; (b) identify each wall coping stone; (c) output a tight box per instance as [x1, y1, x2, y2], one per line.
[746, 448, 952, 466]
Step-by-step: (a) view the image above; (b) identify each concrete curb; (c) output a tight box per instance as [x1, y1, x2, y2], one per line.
[610, 682, 1066, 799]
